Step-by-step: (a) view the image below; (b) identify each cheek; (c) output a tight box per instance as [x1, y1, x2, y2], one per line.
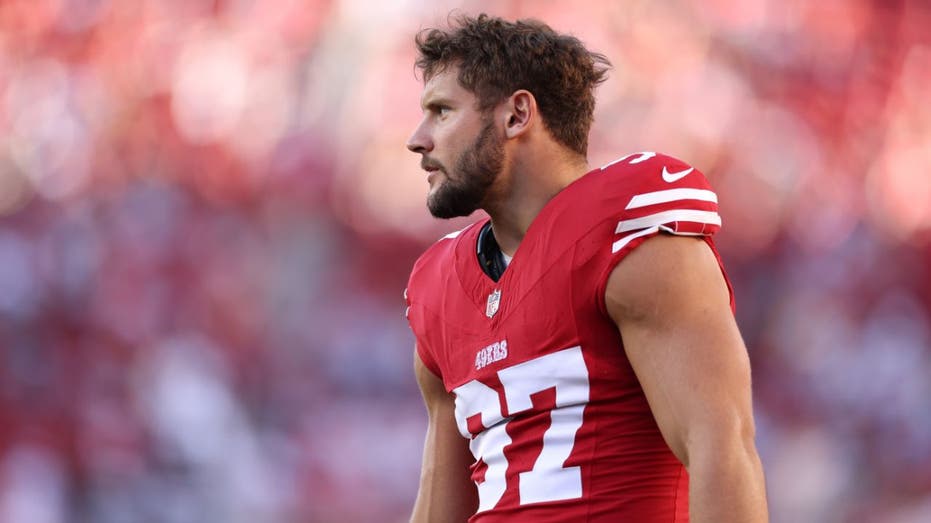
[435, 128, 459, 151]
[437, 119, 474, 150]
[436, 140, 463, 170]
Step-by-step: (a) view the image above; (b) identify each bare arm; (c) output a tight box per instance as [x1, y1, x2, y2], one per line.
[605, 235, 768, 522]
[410, 350, 478, 523]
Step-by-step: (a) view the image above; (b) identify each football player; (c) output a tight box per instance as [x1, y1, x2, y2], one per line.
[404, 14, 768, 523]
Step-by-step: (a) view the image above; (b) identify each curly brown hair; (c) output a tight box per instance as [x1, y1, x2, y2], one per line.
[414, 13, 610, 156]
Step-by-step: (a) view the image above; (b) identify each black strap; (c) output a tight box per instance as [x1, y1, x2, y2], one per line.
[477, 221, 507, 282]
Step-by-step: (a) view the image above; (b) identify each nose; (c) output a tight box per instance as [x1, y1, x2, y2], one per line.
[406, 119, 433, 154]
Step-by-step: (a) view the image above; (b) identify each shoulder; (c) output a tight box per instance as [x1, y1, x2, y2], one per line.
[551, 151, 718, 231]
[405, 220, 486, 380]
[560, 152, 728, 313]
[406, 220, 483, 301]
[547, 151, 720, 254]
[585, 151, 715, 201]
[533, 151, 722, 258]
[583, 151, 721, 254]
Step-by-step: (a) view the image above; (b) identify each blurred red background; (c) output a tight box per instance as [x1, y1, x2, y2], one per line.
[0, 1, 929, 522]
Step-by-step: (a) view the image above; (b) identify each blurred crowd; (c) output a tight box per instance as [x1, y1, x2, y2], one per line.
[0, 1, 929, 522]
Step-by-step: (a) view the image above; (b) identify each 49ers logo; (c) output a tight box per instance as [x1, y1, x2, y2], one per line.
[475, 340, 508, 370]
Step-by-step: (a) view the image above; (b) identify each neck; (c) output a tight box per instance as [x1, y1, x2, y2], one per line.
[485, 153, 590, 256]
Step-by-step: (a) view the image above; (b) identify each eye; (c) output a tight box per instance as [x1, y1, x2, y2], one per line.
[429, 104, 451, 118]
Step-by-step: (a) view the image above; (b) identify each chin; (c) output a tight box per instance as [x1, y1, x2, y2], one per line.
[427, 183, 443, 203]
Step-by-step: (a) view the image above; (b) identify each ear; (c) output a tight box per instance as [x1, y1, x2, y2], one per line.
[503, 90, 535, 139]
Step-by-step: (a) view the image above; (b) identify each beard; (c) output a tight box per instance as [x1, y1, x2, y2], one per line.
[427, 119, 504, 219]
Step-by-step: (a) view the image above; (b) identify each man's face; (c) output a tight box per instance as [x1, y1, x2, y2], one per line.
[407, 68, 504, 219]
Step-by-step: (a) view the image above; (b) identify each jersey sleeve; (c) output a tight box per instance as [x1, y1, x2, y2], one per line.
[405, 275, 443, 379]
[404, 231, 463, 380]
[591, 152, 724, 311]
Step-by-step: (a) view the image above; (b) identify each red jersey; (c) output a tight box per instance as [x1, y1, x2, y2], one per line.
[405, 152, 732, 522]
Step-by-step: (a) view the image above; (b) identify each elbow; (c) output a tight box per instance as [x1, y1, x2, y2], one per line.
[681, 413, 769, 520]
[682, 412, 761, 470]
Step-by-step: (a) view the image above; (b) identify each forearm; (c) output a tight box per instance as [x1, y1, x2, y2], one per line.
[410, 459, 475, 523]
[687, 437, 768, 523]
[412, 353, 477, 522]
[410, 413, 477, 523]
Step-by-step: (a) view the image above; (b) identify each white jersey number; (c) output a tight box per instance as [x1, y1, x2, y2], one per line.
[452, 346, 590, 512]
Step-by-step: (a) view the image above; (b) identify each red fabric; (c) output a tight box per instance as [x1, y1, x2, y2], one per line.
[405, 152, 732, 522]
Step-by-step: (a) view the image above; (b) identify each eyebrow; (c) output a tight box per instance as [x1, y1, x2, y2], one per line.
[421, 96, 454, 112]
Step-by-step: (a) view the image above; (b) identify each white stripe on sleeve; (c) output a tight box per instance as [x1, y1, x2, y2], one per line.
[611, 226, 664, 253]
[615, 209, 721, 234]
[625, 188, 718, 210]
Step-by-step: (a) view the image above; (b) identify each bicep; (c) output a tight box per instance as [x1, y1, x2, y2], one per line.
[604, 235, 756, 466]
[412, 349, 477, 522]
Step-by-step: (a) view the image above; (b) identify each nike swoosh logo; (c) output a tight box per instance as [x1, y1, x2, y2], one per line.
[662, 166, 694, 183]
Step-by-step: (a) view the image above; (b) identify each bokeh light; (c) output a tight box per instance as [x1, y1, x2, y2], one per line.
[0, 1, 929, 522]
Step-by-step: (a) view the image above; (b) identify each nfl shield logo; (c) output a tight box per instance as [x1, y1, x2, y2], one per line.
[486, 289, 501, 318]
